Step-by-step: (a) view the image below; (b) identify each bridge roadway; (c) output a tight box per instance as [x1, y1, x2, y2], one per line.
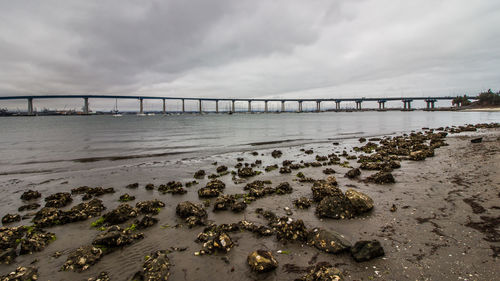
[0, 94, 476, 115]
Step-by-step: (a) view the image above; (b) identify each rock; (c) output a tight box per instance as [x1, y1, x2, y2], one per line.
[213, 195, 236, 211]
[102, 204, 138, 225]
[18, 203, 41, 212]
[275, 182, 292, 194]
[345, 168, 361, 179]
[296, 262, 343, 281]
[471, 137, 483, 143]
[409, 150, 426, 161]
[265, 164, 278, 172]
[44, 192, 72, 208]
[282, 160, 293, 166]
[176, 201, 207, 226]
[351, 240, 385, 262]
[216, 165, 228, 173]
[311, 182, 343, 202]
[158, 181, 186, 194]
[304, 149, 313, 154]
[271, 150, 283, 158]
[194, 170, 206, 179]
[316, 195, 355, 219]
[19, 228, 56, 255]
[366, 171, 395, 184]
[293, 197, 312, 209]
[197, 187, 220, 198]
[307, 228, 351, 253]
[88, 271, 110, 281]
[131, 250, 171, 281]
[206, 179, 226, 190]
[136, 200, 165, 215]
[126, 183, 139, 189]
[273, 217, 309, 242]
[231, 201, 247, 213]
[2, 214, 21, 224]
[344, 189, 374, 214]
[359, 137, 366, 143]
[390, 204, 397, 212]
[0, 266, 38, 281]
[184, 180, 198, 188]
[238, 167, 256, 178]
[62, 245, 104, 272]
[134, 215, 159, 229]
[279, 166, 291, 174]
[316, 155, 328, 161]
[323, 168, 335, 175]
[247, 250, 278, 273]
[92, 226, 143, 249]
[20, 190, 41, 201]
[0, 226, 26, 264]
[199, 232, 234, 255]
[119, 193, 135, 202]
[326, 176, 338, 185]
[71, 186, 115, 199]
[145, 184, 155, 190]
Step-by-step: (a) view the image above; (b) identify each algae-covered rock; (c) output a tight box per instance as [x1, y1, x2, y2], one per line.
[131, 250, 171, 281]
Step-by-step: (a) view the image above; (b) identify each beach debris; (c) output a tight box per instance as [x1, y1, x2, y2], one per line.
[131, 250, 171, 281]
[296, 262, 343, 281]
[345, 189, 374, 214]
[1, 214, 21, 224]
[365, 171, 395, 184]
[390, 204, 397, 212]
[119, 193, 135, 202]
[136, 200, 165, 215]
[62, 245, 104, 272]
[307, 228, 351, 254]
[0, 266, 38, 281]
[350, 240, 385, 262]
[247, 250, 278, 273]
[194, 170, 206, 179]
[20, 190, 41, 201]
[271, 150, 283, 158]
[344, 168, 361, 179]
[44, 192, 72, 208]
[293, 197, 312, 209]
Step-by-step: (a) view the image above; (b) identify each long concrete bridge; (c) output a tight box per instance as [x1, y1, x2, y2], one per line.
[0, 95, 477, 115]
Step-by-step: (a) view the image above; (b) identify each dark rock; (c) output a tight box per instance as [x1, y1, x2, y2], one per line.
[20, 190, 41, 201]
[71, 186, 115, 199]
[92, 226, 143, 249]
[184, 180, 198, 187]
[345, 189, 374, 214]
[345, 168, 361, 179]
[126, 183, 139, 189]
[216, 165, 228, 173]
[238, 167, 256, 178]
[119, 193, 135, 202]
[2, 214, 21, 224]
[409, 150, 426, 161]
[307, 228, 351, 253]
[0, 226, 26, 264]
[359, 137, 366, 143]
[282, 160, 293, 166]
[316, 155, 328, 162]
[275, 182, 292, 194]
[136, 200, 165, 215]
[247, 250, 278, 273]
[145, 184, 155, 190]
[279, 166, 291, 174]
[194, 170, 206, 179]
[271, 150, 283, 158]
[293, 197, 312, 209]
[213, 195, 236, 211]
[18, 203, 41, 212]
[471, 137, 483, 143]
[44, 192, 72, 208]
[134, 215, 158, 229]
[131, 250, 171, 281]
[176, 201, 207, 226]
[316, 195, 355, 219]
[351, 240, 385, 262]
[0, 266, 38, 281]
[88, 271, 110, 281]
[231, 201, 247, 213]
[273, 217, 309, 242]
[102, 204, 138, 225]
[265, 164, 278, 172]
[158, 181, 186, 194]
[198, 232, 234, 255]
[366, 171, 395, 184]
[19, 228, 56, 255]
[62, 245, 104, 272]
[296, 262, 343, 281]
[197, 187, 220, 198]
[323, 168, 335, 175]
[311, 182, 343, 202]
[304, 149, 313, 154]
[206, 179, 226, 191]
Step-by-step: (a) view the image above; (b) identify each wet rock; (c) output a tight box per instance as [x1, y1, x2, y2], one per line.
[62, 245, 103, 272]
[19, 228, 56, 255]
[102, 204, 138, 225]
[470, 137, 482, 143]
[176, 201, 207, 226]
[247, 250, 278, 273]
[145, 184, 155, 190]
[273, 217, 309, 242]
[255, 208, 278, 222]
[310, 162, 323, 167]
[326, 176, 338, 186]
[119, 193, 135, 202]
[366, 171, 395, 184]
[18, 203, 41, 212]
[238, 167, 256, 178]
[231, 201, 247, 213]
[316, 194, 355, 219]
[194, 170, 206, 179]
[206, 179, 226, 191]
[158, 181, 186, 194]
[185, 180, 199, 188]
[44, 192, 72, 208]
[32, 207, 63, 227]
[92, 226, 144, 249]
[296, 262, 343, 281]
[2, 214, 21, 224]
[275, 182, 293, 195]
[344, 168, 361, 179]
[0, 266, 38, 281]
[65, 198, 106, 222]
[126, 183, 139, 189]
[351, 240, 385, 262]
[88, 271, 110, 281]
[0, 226, 26, 264]
[216, 165, 228, 173]
[345, 189, 373, 214]
[20, 190, 41, 201]
[197, 187, 220, 198]
[71, 186, 115, 199]
[265, 164, 278, 172]
[282, 160, 293, 166]
[198, 232, 234, 255]
[279, 166, 291, 174]
[239, 221, 274, 237]
[294, 197, 312, 209]
[131, 250, 171, 281]
[304, 149, 313, 155]
[213, 195, 236, 211]
[390, 204, 397, 212]
[289, 164, 301, 170]
[316, 155, 328, 162]
[409, 150, 426, 161]
[134, 215, 158, 229]
[271, 150, 283, 158]
[359, 137, 366, 143]
[136, 200, 165, 215]
[0, 248, 17, 265]
[307, 228, 351, 254]
[237, 157, 245, 162]
[323, 168, 335, 175]
[311, 182, 343, 202]
[244, 180, 271, 190]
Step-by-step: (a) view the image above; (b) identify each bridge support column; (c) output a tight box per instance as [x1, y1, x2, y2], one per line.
[215, 100, 219, 113]
[426, 100, 430, 110]
[378, 101, 386, 110]
[139, 98, 144, 114]
[281, 101, 285, 112]
[248, 101, 251, 113]
[316, 101, 321, 112]
[199, 99, 202, 113]
[231, 100, 235, 113]
[83, 98, 89, 115]
[27, 98, 34, 116]
[356, 101, 362, 110]
[162, 99, 166, 114]
[335, 101, 341, 111]
[264, 101, 268, 113]
[407, 101, 412, 110]
[431, 101, 435, 109]
[298, 101, 302, 112]
[403, 101, 407, 110]
[181, 99, 185, 113]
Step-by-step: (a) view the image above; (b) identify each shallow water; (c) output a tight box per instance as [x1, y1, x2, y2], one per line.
[0, 111, 498, 175]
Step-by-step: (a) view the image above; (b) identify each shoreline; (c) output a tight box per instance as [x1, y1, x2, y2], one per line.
[0, 123, 499, 280]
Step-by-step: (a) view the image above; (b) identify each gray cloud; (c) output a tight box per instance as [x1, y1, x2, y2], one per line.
[0, 0, 499, 108]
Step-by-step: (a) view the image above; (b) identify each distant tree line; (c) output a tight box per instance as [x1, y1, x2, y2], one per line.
[452, 89, 500, 107]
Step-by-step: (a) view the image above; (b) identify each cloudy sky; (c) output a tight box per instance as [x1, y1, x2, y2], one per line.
[1, 0, 499, 109]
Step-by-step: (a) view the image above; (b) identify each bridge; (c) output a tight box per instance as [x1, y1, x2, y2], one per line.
[0, 95, 477, 115]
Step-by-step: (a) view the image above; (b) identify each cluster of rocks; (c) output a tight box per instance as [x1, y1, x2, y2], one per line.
[44, 192, 72, 208]
[0, 266, 38, 280]
[198, 179, 226, 198]
[71, 186, 115, 200]
[176, 201, 207, 227]
[131, 250, 171, 280]
[242, 181, 293, 202]
[0, 226, 56, 264]
[213, 195, 247, 213]
[33, 198, 106, 227]
[158, 181, 187, 194]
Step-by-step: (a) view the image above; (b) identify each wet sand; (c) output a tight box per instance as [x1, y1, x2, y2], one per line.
[0, 125, 499, 280]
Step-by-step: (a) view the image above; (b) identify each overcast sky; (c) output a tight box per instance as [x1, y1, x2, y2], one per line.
[1, 0, 499, 104]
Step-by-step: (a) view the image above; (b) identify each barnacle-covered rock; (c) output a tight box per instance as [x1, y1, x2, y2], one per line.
[247, 250, 278, 273]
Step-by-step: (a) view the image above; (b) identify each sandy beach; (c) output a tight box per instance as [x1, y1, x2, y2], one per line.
[0, 123, 498, 280]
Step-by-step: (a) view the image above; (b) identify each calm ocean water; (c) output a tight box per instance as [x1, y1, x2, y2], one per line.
[0, 111, 498, 175]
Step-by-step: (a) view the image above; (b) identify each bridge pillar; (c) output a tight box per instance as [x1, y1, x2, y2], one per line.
[335, 101, 341, 111]
[248, 101, 251, 113]
[378, 100, 386, 110]
[231, 100, 235, 113]
[83, 98, 89, 115]
[298, 101, 303, 112]
[139, 98, 144, 114]
[316, 101, 321, 112]
[27, 98, 34, 116]
[215, 100, 219, 113]
[426, 100, 430, 110]
[199, 99, 202, 113]
[431, 100, 435, 109]
[281, 101, 285, 112]
[181, 99, 185, 113]
[403, 100, 407, 110]
[356, 101, 362, 110]
[264, 101, 268, 113]
[162, 99, 166, 114]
